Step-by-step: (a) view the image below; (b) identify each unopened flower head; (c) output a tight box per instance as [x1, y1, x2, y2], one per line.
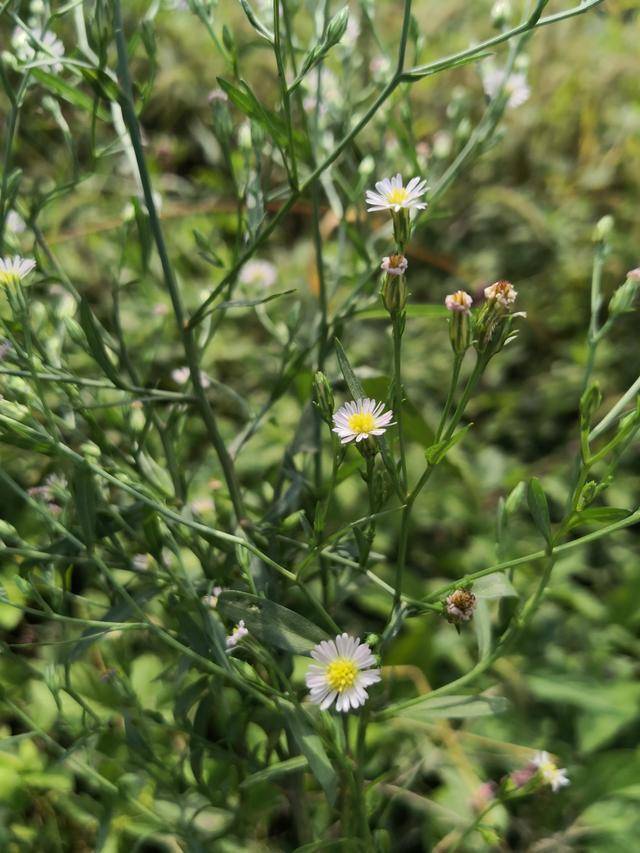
[305, 633, 381, 713]
[332, 398, 394, 444]
[445, 588, 477, 623]
[365, 174, 428, 214]
[171, 366, 211, 389]
[226, 619, 249, 649]
[484, 280, 517, 308]
[6, 211, 26, 234]
[239, 259, 277, 289]
[445, 290, 473, 314]
[381, 254, 408, 277]
[0, 256, 36, 287]
[627, 267, 640, 281]
[483, 66, 530, 109]
[203, 585, 223, 608]
[532, 751, 570, 792]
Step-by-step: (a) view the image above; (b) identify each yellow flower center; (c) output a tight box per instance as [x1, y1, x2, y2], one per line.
[326, 658, 359, 692]
[347, 412, 376, 434]
[386, 187, 408, 206]
[539, 759, 557, 777]
[0, 272, 16, 286]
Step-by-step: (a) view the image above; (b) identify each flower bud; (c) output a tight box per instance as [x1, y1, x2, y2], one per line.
[579, 382, 602, 430]
[445, 290, 473, 355]
[381, 257, 408, 315]
[592, 215, 614, 243]
[381, 254, 408, 277]
[475, 281, 518, 351]
[491, 0, 511, 27]
[371, 463, 391, 512]
[609, 270, 640, 317]
[313, 371, 334, 425]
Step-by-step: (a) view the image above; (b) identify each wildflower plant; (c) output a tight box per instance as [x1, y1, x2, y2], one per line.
[0, 0, 636, 850]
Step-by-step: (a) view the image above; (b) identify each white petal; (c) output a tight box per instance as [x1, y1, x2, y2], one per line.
[320, 690, 337, 710]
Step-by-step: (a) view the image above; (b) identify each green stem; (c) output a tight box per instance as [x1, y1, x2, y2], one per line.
[112, 1, 246, 523]
[392, 311, 408, 490]
[273, 0, 298, 189]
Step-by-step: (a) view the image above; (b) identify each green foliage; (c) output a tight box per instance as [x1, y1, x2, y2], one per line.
[0, 0, 639, 850]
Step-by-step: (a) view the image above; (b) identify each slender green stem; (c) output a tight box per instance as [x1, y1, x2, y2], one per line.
[273, 0, 298, 189]
[392, 312, 408, 490]
[112, 0, 245, 523]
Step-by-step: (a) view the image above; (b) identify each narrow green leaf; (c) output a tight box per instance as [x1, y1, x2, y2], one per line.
[527, 477, 552, 546]
[138, 451, 174, 498]
[217, 591, 329, 654]
[240, 756, 308, 789]
[334, 338, 366, 399]
[388, 693, 509, 721]
[283, 703, 337, 804]
[355, 303, 449, 321]
[31, 69, 110, 120]
[405, 50, 493, 80]
[425, 423, 473, 464]
[78, 298, 122, 387]
[214, 289, 296, 311]
[71, 463, 97, 549]
[473, 574, 519, 600]
[568, 507, 631, 529]
[473, 599, 491, 659]
[237, 0, 274, 43]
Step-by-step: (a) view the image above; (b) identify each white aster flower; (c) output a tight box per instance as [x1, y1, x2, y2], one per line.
[381, 254, 408, 277]
[132, 554, 150, 570]
[365, 174, 428, 214]
[483, 65, 530, 109]
[445, 290, 473, 314]
[484, 280, 517, 307]
[0, 256, 36, 286]
[532, 751, 570, 792]
[332, 398, 394, 444]
[226, 620, 249, 648]
[239, 259, 277, 290]
[306, 633, 381, 713]
[627, 267, 640, 281]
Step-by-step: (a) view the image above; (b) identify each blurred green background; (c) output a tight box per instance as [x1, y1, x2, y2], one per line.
[1, 0, 639, 850]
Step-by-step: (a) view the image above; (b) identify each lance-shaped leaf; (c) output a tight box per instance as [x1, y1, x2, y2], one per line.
[217, 591, 329, 653]
[382, 693, 509, 722]
[282, 702, 337, 805]
[78, 298, 122, 387]
[527, 477, 552, 548]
